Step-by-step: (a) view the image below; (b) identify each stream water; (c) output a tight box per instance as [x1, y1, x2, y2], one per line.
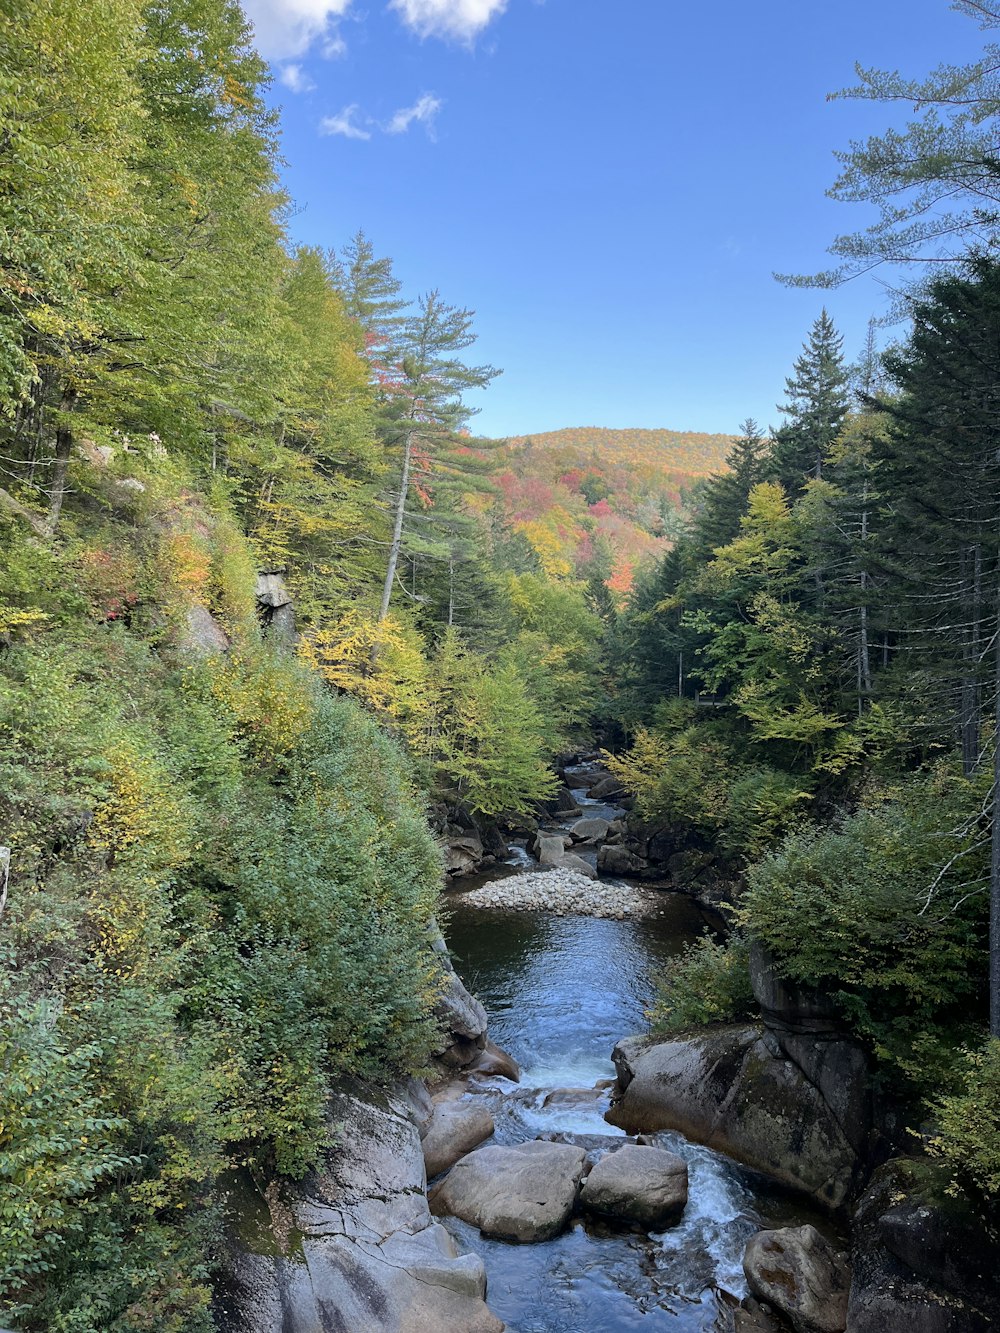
[440, 772, 819, 1333]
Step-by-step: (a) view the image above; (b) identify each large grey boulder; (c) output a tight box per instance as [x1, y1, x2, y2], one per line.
[743, 1225, 850, 1333]
[587, 774, 624, 800]
[606, 1026, 861, 1208]
[429, 922, 488, 1070]
[578, 1144, 688, 1229]
[536, 833, 569, 866]
[467, 1039, 520, 1082]
[429, 1140, 587, 1243]
[597, 844, 646, 876]
[749, 942, 873, 1162]
[215, 1085, 503, 1333]
[180, 604, 230, 655]
[443, 832, 485, 876]
[422, 1101, 495, 1179]
[569, 816, 612, 844]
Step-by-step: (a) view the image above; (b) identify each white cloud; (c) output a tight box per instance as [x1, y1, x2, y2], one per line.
[389, 0, 507, 41]
[279, 62, 316, 93]
[319, 105, 372, 139]
[386, 93, 443, 135]
[242, 0, 351, 60]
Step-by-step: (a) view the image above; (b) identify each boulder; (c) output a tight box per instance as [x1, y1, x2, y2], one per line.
[555, 786, 584, 815]
[605, 1026, 861, 1208]
[429, 1140, 587, 1243]
[597, 845, 645, 876]
[443, 832, 485, 877]
[215, 1085, 502, 1333]
[587, 774, 624, 800]
[535, 833, 569, 866]
[570, 816, 612, 844]
[559, 851, 598, 879]
[422, 1101, 495, 1179]
[468, 1039, 521, 1082]
[542, 1087, 603, 1109]
[578, 1143, 688, 1230]
[847, 1160, 1000, 1332]
[743, 1225, 850, 1333]
[430, 924, 488, 1070]
[180, 604, 230, 655]
[749, 942, 873, 1161]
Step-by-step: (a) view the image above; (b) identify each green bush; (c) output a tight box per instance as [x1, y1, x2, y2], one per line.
[741, 764, 988, 1085]
[648, 934, 756, 1033]
[0, 624, 445, 1329]
[928, 1039, 1000, 1200]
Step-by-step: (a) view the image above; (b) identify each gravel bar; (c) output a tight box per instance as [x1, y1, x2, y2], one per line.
[454, 868, 662, 919]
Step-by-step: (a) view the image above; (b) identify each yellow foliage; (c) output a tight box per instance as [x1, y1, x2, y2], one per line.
[300, 610, 435, 749]
[162, 530, 212, 598]
[207, 653, 317, 765]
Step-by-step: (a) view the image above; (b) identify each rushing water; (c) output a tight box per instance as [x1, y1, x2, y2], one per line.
[439, 778, 823, 1333]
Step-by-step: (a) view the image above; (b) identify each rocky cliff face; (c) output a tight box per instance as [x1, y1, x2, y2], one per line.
[213, 1082, 502, 1333]
[215, 958, 505, 1333]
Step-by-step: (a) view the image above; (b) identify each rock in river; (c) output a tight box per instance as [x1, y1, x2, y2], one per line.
[578, 1143, 688, 1229]
[429, 1140, 587, 1243]
[422, 1100, 495, 1179]
[743, 1225, 850, 1333]
[606, 1026, 862, 1208]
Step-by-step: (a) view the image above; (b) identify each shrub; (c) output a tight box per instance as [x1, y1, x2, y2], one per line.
[648, 934, 755, 1033]
[927, 1039, 1000, 1200]
[741, 764, 988, 1085]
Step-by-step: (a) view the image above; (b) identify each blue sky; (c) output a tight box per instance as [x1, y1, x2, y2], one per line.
[243, 0, 985, 439]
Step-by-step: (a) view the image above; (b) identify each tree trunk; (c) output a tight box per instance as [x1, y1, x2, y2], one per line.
[377, 427, 414, 625]
[991, 616, 1000, 1037]
[858, 482, 872, 708]
[961, 544, 983, 777]
[45, 387, 76, 537]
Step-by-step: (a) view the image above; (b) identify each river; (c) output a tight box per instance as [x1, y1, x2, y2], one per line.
[439, 775, 821, 1332]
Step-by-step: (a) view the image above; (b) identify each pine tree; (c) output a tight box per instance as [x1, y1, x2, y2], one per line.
[689, 417, 768, 560]
[772, 312, 850, 491]
[876, 254, 1000, 1035]
[375, 291, 499, 626]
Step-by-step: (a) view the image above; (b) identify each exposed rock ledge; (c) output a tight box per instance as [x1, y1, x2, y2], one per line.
[606, 1025, 864, 1209]
[455, 868, 664, 919]
[214, 1082, 503, 1333]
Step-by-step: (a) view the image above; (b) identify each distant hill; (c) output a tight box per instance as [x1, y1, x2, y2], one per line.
[491, 426, 732, 595]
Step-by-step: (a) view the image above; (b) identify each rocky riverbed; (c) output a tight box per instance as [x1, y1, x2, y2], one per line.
[457, 866, 664, 918]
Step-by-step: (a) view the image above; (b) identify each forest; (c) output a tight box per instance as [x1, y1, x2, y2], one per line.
[2, 0, 1000, 1328]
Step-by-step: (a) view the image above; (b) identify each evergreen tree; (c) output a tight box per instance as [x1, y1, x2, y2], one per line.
[772, 311, 850, 490]
[876, 254, 1000, 1035]
[689, 417, 768, 560]
[376, 292, 499, 626]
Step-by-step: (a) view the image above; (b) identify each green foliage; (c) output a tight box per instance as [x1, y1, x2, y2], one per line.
[742, 765, 988, 1085]
[928, 1039, 1000, 1199]
[648, 935, 756, 1034]
[0, 587, 445, 1326]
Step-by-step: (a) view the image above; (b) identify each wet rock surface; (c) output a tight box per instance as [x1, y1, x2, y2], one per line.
[606, 1025, 862, 1208]
[422, 1100, 496, 1179]
[215, 1085, 503, 1333]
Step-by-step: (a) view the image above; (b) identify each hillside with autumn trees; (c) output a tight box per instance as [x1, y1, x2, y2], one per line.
[494, 426, 732, 593]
